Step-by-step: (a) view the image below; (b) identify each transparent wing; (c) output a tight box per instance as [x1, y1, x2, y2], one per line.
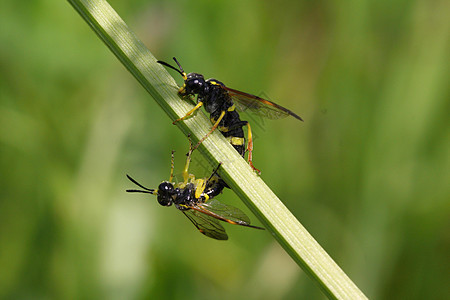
[196, 199, 264, 230]
[224, 87, 303, 121]
[182, 210, 228, 240]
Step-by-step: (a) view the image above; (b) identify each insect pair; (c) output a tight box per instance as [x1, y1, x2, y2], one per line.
[127, 137, 263, 240]
[127, 58, 302, 239]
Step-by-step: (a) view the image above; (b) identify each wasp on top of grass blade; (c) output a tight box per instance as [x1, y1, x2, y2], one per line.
[126, 138, 264, 240]
[157, 57, 303, 174]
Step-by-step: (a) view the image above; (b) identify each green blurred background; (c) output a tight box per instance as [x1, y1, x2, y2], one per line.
[1, 0, 449, 299]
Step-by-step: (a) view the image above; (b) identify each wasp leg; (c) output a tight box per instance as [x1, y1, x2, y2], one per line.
[182, 137, 195, 183]
[173, 101, 203, 124]
[194, 178, 208, 200]
[192, 110, 226, 151]
[246, 122, 261, 175]
[169, 150, 175, 182]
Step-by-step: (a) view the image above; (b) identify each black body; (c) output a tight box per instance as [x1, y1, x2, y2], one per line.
[157, 57, 303, 175]
[126, 168, 264, 240]
[181, 74, 247, 156]
[156, 177, 227, 210]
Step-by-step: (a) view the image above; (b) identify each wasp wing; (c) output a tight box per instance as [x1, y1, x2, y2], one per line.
[182, 210, 228, 240]
[196, 199, 264, 230]
[224, 87, 303, 121]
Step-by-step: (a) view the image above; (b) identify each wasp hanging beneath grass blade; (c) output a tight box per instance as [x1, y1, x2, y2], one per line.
[126, 139, 264, 240]
[157, 57, 303, 174]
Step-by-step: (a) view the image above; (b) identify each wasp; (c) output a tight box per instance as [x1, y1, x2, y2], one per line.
[157, 57, 303, 174]
[126, 139, 264, 240]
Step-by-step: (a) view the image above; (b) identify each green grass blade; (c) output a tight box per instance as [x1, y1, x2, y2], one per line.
[67, 0, 368, 298]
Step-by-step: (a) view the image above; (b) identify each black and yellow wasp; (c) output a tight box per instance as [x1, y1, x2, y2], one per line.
[126, 139, 264, 240]
[157, 57, 303, 173]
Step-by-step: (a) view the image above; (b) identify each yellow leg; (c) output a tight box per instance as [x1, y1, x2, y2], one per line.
[183, 134, 195, 184]
[182, 149, 192, 184]
[246, 123, 261, 175]
[182, 135, 197, 183]
[194, 179, 207, 199]
[169, 150, 175, 182]
[193, 110, 226, 151]
[173, 102, 203, 124]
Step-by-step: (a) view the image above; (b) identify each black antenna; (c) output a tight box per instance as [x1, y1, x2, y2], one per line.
[126, 175, 155, 194]
[206, 162, 223, 183]
[157, 57, 185, 77]
[126, 189, 154, 194]
[172, 57, 184, 73]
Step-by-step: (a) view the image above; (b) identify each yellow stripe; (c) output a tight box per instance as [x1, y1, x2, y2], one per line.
[228, 137, 244, 145]
[227, 104, 236, 112]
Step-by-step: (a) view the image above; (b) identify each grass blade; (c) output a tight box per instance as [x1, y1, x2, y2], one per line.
[67, 0, 368, 298]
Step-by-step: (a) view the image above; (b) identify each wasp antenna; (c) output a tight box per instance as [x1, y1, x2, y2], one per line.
[157, 60, 184, 77]
[126, 174, 154, 192]
[126, 189, 155, 194]
[172, 57, 185, 74]
[206, 162, 223, 183]
[212, 162, 222, 175]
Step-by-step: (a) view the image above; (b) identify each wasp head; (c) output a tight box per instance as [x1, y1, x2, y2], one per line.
[157, 181, 176, 206]
[179, 73, 207, 97]
[157, 58, 208, 98]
